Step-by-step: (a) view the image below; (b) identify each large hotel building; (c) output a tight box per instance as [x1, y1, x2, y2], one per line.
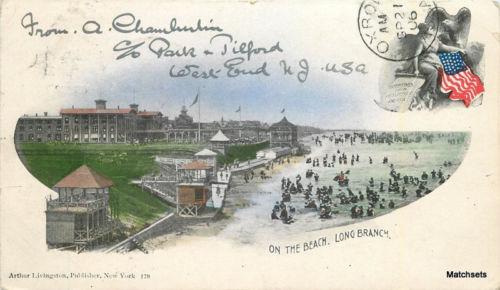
[16, 100, 163, 143]
[15, 99, 298, 147]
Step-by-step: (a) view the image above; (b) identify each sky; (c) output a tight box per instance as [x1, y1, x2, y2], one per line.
[7, 0, 383, 130]
[70, 58, 373, 129]
[9, 0, 491, 131]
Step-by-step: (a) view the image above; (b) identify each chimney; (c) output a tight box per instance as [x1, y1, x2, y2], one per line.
[129, 103, 139, 111]
[44, 112, 48, 116]
[95, 99, 107, 110]
[35, 113, 38, 116]
[118, 105, 120, 109]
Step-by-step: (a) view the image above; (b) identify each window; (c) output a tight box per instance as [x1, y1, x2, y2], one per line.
[64, 117, 69, 124]
[18, 126, 24, 131]
[195, 190, 204, 202]
[18, 134, 24, 141]
[92, 126, 98, 133]
[36, 126, 42, 131]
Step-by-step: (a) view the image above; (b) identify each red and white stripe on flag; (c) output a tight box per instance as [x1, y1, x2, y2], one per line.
[439, 67, 484, 107]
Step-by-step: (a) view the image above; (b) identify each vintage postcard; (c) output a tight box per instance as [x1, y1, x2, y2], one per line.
[0, 0, 499, 289]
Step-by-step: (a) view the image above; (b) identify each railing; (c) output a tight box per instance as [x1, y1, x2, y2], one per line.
[46, 198, 106, 212]
[74, 223, 113, 242]
[141, 175, 177, 183]
[105, 213, 175, 253]
[141, 183, 177, 205]
[229, 158, 269, 173]
[75, 230, 87, 241]
[177, 176, 210, 184]
[155, 157, 193, 166]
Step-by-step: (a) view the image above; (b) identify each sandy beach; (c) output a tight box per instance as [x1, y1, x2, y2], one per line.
[143, 132, 469, 250]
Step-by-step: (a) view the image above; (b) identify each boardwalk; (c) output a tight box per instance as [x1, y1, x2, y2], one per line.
[229, 158, 269, 173]
[133, 169, 232, 207]
[132, 178, 178, 205]
[142, 183, 177, 205]
[105, 213, 175, 253]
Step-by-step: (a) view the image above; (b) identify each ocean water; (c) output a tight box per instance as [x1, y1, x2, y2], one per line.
[218, 132, 470, 243]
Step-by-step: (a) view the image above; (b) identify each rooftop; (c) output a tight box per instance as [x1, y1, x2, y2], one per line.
[210, 130, 230, 142]
[270, 117, 296, 129]
[60, 108, 135, 115]
[195, 148, 218, 157]
[180, 160, 212, 170]
[53, 165, 113, 188]
[137, 111, 162, 117]
[20, 115, 61, 119]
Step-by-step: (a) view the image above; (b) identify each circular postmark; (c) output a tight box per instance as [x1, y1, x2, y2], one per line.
[358, 0, 438, 61]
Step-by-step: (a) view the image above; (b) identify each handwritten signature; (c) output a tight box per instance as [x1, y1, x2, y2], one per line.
[20, 12, 369, 83]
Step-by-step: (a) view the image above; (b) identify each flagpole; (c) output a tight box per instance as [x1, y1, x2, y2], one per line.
[239, 106, 242, 138]
[198, 89, 201, 143]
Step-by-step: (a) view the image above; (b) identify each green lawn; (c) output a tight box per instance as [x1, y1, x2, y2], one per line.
[17, 142, 202, 229]
[217, 141, 269, 165]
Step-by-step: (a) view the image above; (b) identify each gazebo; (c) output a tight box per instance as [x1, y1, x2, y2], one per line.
[269, 117, 298, 148]
[52, 165, 113, 202]
[46, 165, 113, 251]
[194, 148, 218, 174]
[209, 130, 230, 154]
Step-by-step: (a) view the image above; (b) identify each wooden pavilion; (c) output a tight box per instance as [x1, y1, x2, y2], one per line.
[209, 130, 230, 154]
[176, 160, 212, 216]
[46, 165, 113, 252]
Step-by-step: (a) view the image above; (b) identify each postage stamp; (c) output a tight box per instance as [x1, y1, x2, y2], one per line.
[360, 1, 486, 112]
